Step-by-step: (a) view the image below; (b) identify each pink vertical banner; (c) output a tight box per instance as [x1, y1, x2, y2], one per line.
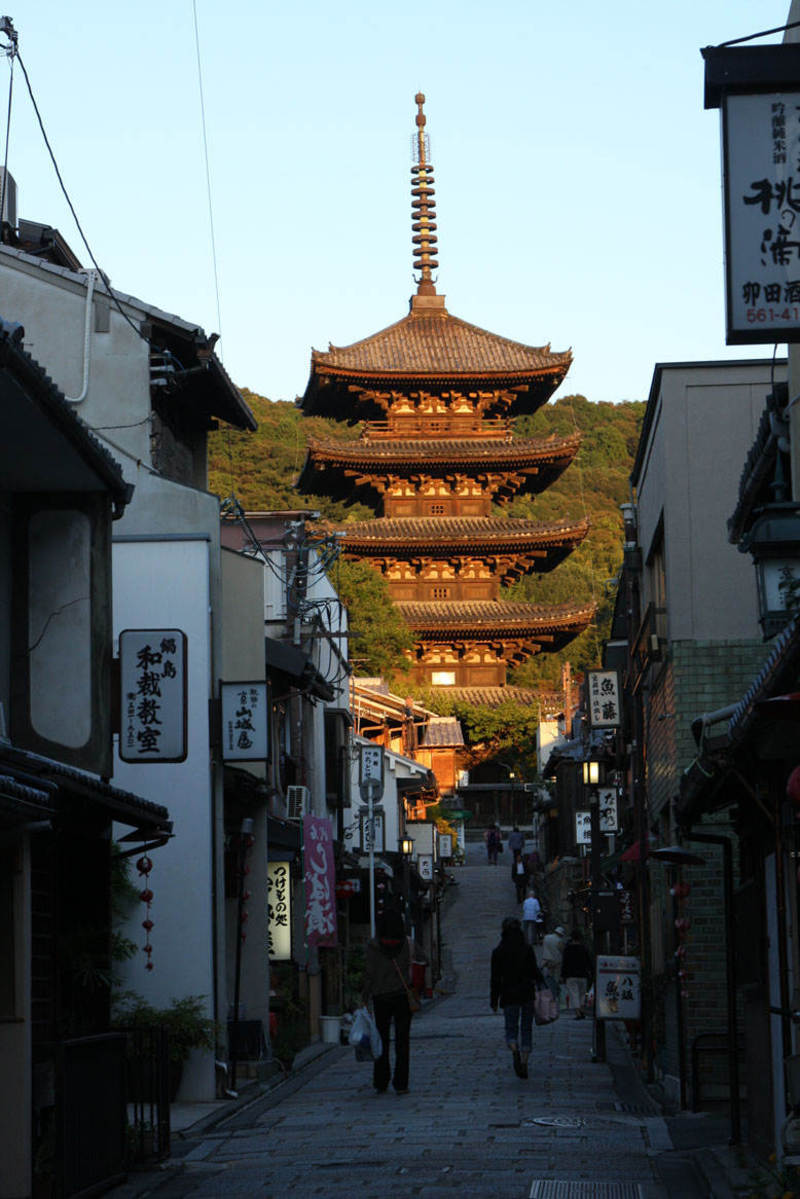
[303, 815, 338, 947]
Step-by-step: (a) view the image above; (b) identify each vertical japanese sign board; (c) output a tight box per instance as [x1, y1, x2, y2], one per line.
[267, 861, 291, 960]
[303, 815, 337, 947]
[586, 670, 620, 729]
[595, 955, 641, 1021]
[704, 45, 800, 343]
[221, 682, 268, 761]
[119, 629, 187, 763]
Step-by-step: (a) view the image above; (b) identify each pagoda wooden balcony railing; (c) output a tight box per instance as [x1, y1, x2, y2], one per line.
[628, 601, 667, 692]
[364, 417, 512, 441]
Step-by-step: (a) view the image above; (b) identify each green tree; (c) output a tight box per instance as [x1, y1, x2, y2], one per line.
[330, 559, 413, 680]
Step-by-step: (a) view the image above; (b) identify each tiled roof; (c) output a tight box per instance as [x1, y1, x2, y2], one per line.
[335, 515, 589, 550]
[398, 599, 595, 633]
[420, 717, 465, 748]
[446, 686, 564, 710]
[305, 432, 580, 469]
[310, 306, 572, 380]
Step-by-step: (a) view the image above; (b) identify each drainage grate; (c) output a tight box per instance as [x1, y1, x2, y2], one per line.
[614, 1101, 657, 1115]
[525, 1116, 586, 1129]
[529, 1184, 644, 1198]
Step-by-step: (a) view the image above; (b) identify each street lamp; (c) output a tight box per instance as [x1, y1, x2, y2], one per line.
[740, 504, 800, 640]
[583, 760, 600, 786]
[401, 838, 414, 857]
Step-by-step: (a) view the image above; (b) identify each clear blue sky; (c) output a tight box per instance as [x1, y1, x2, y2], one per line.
[2, 2, 792, 405]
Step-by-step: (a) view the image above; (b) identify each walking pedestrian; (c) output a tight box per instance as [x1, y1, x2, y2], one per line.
[561, 930, 593, 1019]
[362, 910, 419, 1094]
[541, 925, 567, 1002]
[511, 850, 527, 902]
[521, 891, 542, 945]
[490, 916, 545, 1079]
[486, 824, 501, 865]
[508, 826, 524, 856]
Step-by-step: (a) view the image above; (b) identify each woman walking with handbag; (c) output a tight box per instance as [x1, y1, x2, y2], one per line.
[490, 916, 545, 1079]
[362, 910, 421, 1095]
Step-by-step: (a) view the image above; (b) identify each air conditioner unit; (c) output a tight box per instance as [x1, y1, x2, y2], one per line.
[286, 785, 310, 820]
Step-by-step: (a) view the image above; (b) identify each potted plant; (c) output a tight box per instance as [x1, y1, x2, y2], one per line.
[112, 992, 216, 1100]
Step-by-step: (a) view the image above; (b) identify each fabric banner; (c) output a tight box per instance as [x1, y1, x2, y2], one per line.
[303, 815, 338, 947]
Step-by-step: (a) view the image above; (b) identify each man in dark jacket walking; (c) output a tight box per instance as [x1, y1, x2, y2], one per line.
[490, 917, 544, 1078]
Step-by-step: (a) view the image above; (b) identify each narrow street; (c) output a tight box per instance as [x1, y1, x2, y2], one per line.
[114, 843, 716, 1199]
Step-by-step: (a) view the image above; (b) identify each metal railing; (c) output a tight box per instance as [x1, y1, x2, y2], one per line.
[122, 1025, 171, 1164]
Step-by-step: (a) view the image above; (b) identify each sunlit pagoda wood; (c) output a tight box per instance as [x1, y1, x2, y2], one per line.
[296, 93, 593, 695]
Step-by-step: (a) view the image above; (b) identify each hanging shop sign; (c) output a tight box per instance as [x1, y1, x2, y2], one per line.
[417, 854, 433, 881]
[267, 860, 291, 961]
[595, 955, 641, 1020]
[119, 629, 187, 763]
[586, 670, 620, 729]
[303, 815, 338, 947]
[221, 682, 268, 761]
[360, 806, 384, 854]
[438, 833, 453, 858]
[598, 788, 619, 834]
[703, 44, 800, 343]
[575, 810, 592, 846]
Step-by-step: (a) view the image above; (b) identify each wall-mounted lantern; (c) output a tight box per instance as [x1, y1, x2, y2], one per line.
[741, 503, 800, 638]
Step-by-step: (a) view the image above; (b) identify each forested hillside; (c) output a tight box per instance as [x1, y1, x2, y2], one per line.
[208, 391, 645, 688]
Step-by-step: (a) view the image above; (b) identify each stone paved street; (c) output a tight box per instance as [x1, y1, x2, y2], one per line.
[112, 843, 715, 1198]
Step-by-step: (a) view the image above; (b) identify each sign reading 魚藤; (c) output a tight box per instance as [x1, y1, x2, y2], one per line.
[587, 670, 620, 729]
[119, 629, 187, 763]
[303, 815, 337, 947]
[221, 682, 268, 761]
[267, 861, 291, 960]
[575, 810, 592, 846]
[595, 955, 641, 1020]
[723, 91, 800, 343]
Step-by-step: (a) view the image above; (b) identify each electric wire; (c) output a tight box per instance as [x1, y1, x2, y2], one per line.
[718, 19, 800, 48]
[192, 0, 223, 345]
[1, 43, 13, 229]
[14, 50, 149, 346]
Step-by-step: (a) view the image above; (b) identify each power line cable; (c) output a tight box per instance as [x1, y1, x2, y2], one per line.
[14, 49, 149, 346]
[192, 0, 223, 344]
[718, 19, 800, 47]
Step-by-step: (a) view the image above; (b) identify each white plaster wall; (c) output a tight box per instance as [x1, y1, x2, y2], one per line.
[0, 249, 152, 464]
[636, 362, 786, 641]
[112, 536, 216, 1101]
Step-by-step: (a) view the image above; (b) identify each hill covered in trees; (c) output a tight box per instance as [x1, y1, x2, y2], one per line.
[208, 391, 645, 689]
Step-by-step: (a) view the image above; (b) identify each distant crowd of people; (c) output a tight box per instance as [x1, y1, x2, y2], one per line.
[485, 824, 594, 1078]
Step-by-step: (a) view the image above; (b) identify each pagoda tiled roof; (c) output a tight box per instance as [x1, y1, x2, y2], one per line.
[334, 515, 589, 552]
[304, 432, 580, 470]
[297, 432, 581, 499]
[301, 299, 571, 416]
[311, 308, 571, 378]
[398, 599, 595, 635]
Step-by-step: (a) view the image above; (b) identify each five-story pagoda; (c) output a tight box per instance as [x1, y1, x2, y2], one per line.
[298, 94, 593, 702]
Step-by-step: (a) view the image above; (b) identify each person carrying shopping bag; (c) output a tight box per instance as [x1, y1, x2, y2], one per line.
[362, 909, 421, 1094]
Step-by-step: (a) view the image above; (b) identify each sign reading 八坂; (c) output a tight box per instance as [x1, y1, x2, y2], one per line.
[722, 91, 800, 343]
[595, 955, 641, 1021]
[587, 670, 620, 729]
[119, 629, 187, 763]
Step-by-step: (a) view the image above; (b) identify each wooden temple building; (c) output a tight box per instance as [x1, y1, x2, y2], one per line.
[298, 94, 593, 706]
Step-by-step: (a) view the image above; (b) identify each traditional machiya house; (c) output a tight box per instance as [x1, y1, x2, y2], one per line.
[0, 174, 260, 1126]
[297, 94, 593, 708]
[0, 324, 171, 1199]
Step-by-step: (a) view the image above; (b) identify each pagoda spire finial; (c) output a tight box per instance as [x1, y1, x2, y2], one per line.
[411, 92, 439, 296]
